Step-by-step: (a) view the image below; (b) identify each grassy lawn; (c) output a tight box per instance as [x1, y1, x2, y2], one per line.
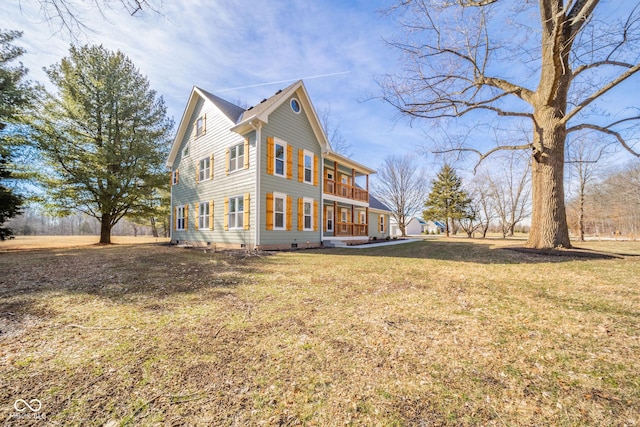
[1, 238, 638, 425]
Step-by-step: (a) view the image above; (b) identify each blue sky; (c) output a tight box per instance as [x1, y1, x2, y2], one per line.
[4, 0, 431, 174]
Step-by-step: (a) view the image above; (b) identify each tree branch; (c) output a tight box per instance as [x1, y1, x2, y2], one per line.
[563, 63, 640, 124]
[567, 123, 640, 157]
[434, 143, 533, 173]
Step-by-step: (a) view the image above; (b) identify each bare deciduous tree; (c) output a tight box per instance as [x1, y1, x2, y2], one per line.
[486, 154, 531, 238]
[319, 105, 352, 157]
[20, 0, 162, 36]
[565, 135, 610, 241]
[372, 154, 428, 237]
[380, 0, 640, 249]
[466, 172, 497, 238]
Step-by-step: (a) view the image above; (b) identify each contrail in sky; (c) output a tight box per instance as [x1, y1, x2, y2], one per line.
[214, 71, 351, 92]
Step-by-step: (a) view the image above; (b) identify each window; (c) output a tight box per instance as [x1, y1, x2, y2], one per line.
[182, 143, 189, 158]
[195, 115, 206, 137]
[198, 201, 210, 230]
[275, 142, 285, 177]
[176, 206, 186, 230]
[198, 156, 211, 182]
[290, 98, 301, 114]
[304, 152, 313, 184]
[228, 196, 244, 229]
[326, 206, 334, 232]
[359, 211, 367, 224]
[303, 199, 313, 231]
[229, 143, 245, 173]
[172, 170, 179, 185]
[274, 193, 286, 230]
[379, 215, 385, 233]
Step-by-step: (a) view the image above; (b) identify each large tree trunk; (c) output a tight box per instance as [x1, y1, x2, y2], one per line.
[99, 215, 112, 244]
[527, 109, 572, 249]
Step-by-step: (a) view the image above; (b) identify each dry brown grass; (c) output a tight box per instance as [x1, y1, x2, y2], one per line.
[0, 239, 638, 426]
[0, 235, 170, 252]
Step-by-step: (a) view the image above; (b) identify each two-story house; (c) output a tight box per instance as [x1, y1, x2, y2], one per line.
[166, 80, 390, 250]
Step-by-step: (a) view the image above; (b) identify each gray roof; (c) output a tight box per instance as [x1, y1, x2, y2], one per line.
[369, 193, 391, 212]
[197, 87, 246, 123]
[238, 80, 301, 123]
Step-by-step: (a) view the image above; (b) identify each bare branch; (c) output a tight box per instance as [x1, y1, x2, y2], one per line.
[563, 63, 640, 124]
[434, 143, 532, 173]
[567, 123, 640, 157]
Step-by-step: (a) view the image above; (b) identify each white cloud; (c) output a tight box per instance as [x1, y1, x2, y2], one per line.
[6, 0, 424, 164]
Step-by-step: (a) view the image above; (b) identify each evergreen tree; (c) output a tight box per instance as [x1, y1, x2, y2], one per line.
[0, 30, 36, 239]
[423, 164, 471, 237]
[32, 45, 173, 244]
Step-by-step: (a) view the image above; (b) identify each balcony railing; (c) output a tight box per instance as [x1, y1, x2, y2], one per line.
[335, 222, 368, 236]
[324, 179, 369, 202]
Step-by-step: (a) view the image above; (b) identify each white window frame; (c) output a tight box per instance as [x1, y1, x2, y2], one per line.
[198, 201, 210, 230]
[172, 170, 178, 185]
[199, 156, 211, 182]
[303, 150, 313, 184]
[195, 116, 205, 138]
[273, 192, 286, 230]
[358, 210, 367, 225]
[228, 196, 244, 230]
[182, 143, 190, 158]
[229, 143, 245, 173]
[326, 206, 334, 232]
[303, 198, 313, 231]
[176, 205, 186, 230]
[274, 140, 286, 178]
[379, 215, 385, 233]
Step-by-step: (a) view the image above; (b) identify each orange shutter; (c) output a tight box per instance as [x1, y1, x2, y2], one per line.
[244, 139, 250, 169]
[184, 205, 188, 230]
[209, 200, 214, 230]
[286, 145, 293, 180]
[195, 162, 199, 184]
[225, 148, 230, 175]
[298, 149, 304, 182]
[195, 202, 199, 230]
[266, 193, 274, 230]
[173, 206, 177, 230]
[298, 198, 303, 231]
[313, 200, 318, 231]
[170, 171, 173, 186]
[313, 155, 318, 186]
[210, 154, 214, 179]
[223, 198, 229, 231]
[286, 196, 292, 231]
[243, 193, 250, 230]
[267, 137, 274, 175]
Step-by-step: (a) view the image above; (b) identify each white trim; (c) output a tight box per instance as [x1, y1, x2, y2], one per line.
[290, 97, 302, 114]
[322, 193, 369, 208]
[228, 142, 245, 174]
[197, 200, 210, 230]
[303, 197, 313, 231]
[303, 149, 314, 185]
[273, 137, 287, 178]
[176, 205, 186, 230]
[198, 156, 212, 182]
[228, 195, 244, 230]
[273, 192, 287, 231]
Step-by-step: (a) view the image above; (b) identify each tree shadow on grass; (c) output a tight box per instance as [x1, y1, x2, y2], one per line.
[319, 239, 630, 264]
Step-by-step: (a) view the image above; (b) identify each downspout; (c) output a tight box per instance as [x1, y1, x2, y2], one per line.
[250, 121, 262, 248]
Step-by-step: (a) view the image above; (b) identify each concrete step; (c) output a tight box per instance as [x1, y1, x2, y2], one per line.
[323, 240, 347, 248]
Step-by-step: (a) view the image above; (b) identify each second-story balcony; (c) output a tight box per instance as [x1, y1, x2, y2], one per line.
[324, 179, 369, 202]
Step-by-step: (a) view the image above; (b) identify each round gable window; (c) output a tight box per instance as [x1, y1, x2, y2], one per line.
[290, 98, 301, 114]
